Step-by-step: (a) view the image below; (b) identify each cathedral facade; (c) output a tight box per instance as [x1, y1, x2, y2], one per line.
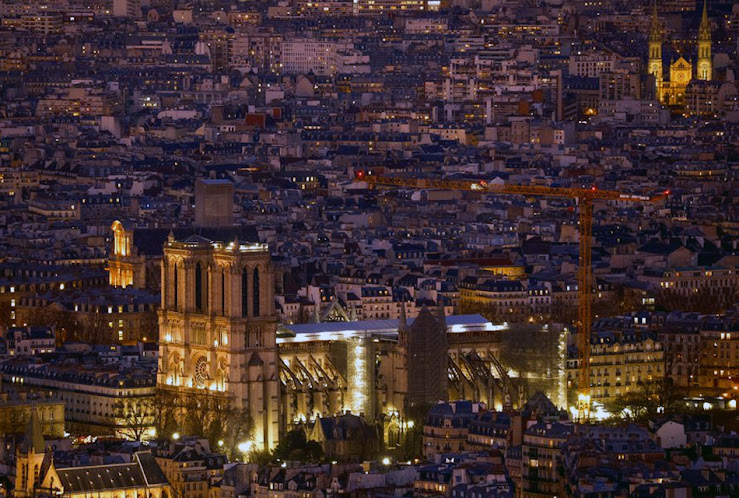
[157, 234, 280, 450]
[647, 0, 712, 107]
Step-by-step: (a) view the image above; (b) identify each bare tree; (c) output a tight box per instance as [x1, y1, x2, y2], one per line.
[459, 300, 502, 323]
[179, 392, 254, 459]
[0, 406, 30, 436]
[138, 311, 159, 342]
[114, 398, 155, 441]
[221, 405, 254, 460]
[151, 388, 180, 439]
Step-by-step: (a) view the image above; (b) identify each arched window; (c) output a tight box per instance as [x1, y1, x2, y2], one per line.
[241, 268, 248, 317]
[253, 267, 260, 317]
[195, 262, 203, 312]
[221, 269, 226, 316]
[173, 263, 178, 310]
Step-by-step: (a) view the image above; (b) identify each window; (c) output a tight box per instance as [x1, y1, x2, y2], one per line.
[221, 269, 226, 316]
[253, 268, 260, 317]
[195, 262, 203, 312]
[174, 263, 178, 310]
[242, 269, 248, 317]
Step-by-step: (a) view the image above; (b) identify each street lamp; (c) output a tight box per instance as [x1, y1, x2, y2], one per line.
[238, 441, 254, 453]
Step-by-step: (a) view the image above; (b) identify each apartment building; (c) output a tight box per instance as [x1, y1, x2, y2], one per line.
[521, 421, 573, 497]
[567, 329, 664, 406]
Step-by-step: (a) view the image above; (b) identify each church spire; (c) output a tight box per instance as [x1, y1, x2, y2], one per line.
[22, 407, 46, 455]
[697, 0, 712, 80]
[649, 0, 660, 44]
[699, 0, 710, 39]
[647, 0, 663, 89]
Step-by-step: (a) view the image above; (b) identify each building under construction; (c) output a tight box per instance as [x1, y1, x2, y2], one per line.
[277, 309, 568, 438]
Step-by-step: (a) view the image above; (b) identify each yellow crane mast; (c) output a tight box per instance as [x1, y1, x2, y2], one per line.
[358, 172, 668, 420]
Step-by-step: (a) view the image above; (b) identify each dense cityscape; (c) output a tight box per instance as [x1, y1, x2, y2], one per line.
[0, 0, 737, 496]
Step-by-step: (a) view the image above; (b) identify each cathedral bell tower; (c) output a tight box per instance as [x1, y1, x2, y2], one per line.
[697, 0, 712, 80]
[647, 0, 663, 87]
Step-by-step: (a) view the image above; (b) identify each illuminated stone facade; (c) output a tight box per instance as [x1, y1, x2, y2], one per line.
[647, 0, 713, 108]
[157, 234, 280, 450]
[109, 220, 151, 289]
[566, 329, 665, 407]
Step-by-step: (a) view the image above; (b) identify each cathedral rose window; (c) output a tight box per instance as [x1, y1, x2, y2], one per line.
[194, 357, 208, 388]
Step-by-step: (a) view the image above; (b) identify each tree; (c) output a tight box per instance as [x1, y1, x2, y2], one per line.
[114, 398, 154, 441]
[179, 392, 254, 460]
[248, 449, 273, 466]
[0, 407, 30, 437]
[151, 388, 180, 440]
[221, 405, 253, 461]
[396, 402, 433, 460]
[138, 311, 159, 342]
[23, 305, 78, 345]
[0, 300, 12, 329]
[459, 300, 501, 324]
[604, 379, 681, 424]
[273, 429, 324, 463]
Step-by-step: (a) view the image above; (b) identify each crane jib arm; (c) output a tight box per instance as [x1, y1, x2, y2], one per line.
[359, 174, 668, 204]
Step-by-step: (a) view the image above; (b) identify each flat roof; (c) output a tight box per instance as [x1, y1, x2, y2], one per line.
[277, 314, 503, 343]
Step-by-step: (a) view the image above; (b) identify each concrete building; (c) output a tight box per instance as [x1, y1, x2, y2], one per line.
[0, 356, 156, 437]
[0, 393, 64, 438]
[113, 0, 141, 18]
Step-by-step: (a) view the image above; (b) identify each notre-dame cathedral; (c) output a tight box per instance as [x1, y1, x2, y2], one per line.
[156, 234, 281, 449]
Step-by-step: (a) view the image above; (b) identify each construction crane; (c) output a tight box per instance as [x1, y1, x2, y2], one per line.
[357, 172, 668, 420]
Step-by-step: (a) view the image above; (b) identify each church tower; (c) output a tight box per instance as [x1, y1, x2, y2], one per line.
[697, 0, 712, 80]
[157, 235, 280, 450]
[14, 408, 47, 498]
[647, 0, 663, 86]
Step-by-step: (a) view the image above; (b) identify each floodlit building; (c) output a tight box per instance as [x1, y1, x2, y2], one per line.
[647, 0, 713, 107]
[157, 234, 281, 450]
[568, 329, 664, 406]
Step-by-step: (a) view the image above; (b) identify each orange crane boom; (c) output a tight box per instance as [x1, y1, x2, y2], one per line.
[359, 172, 667, 420]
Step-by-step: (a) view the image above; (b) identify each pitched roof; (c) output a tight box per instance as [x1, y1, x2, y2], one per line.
[54, 452, 167, 494]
